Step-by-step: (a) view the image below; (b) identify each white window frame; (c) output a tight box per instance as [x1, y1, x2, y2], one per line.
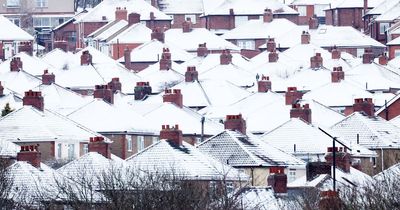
[380, 23, 390, 35]
[127, 135, 133, 152]
[237, 39, 255, 50]
[35, 0, 48, 8]
[57, 143, 62, 158]
[297, 6, 307, 16]
[83, 144, 89, 155]
[67, 144, 75, 160]
[394, 49, 400, 58]
[288, 169, 296, 182]
[6, 0, 20, 8]
[137, 136, 144, 152]
[152, 136, 159, 144]
[185, 14, 196, 24]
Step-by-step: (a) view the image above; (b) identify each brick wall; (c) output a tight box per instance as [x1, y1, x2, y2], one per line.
[53, 21, 77, 51]
[15, 141, 55, 162]
[275, 14, 298, 24]
[111, 43, 141, 60]
[388, 45, 400, 60]
[370, 148, 400, 175]
[206, 16, 233, 30]
[171, 14, 205, 28]
[378, 98, 400, 120]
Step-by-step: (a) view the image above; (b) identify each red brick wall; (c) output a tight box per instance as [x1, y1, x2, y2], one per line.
[206, 16, 234, 30]
[145, 20, 172, 30]
[325, 10, 333, 25]
[335, 8, 363, 29]
[111, 43, 141, 60]
[171, 14, 205, 28]
[0, 42, 3, 60]
[275, 14, 298, 24]
[15, 141, 55, 162]
[53, 21, 77, 51]
[389, 45, 400, 59]
[378, 99, 400, 120]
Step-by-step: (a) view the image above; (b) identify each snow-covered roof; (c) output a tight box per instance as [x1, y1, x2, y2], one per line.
[374, 161, 400, 180]
[181, 53, 251, 75]
[261, 118, 374, 160]
[0, 69, 42, 96]
[331, 112, 400, 148]
[141, 102, 224, 135]
[205, 0, 298, 15]
[0, 140, 19, 157]
[0, 52, 57, 76]
[366, 0, 400, 15]
[137, 63, 184, 93]
[329, 0, 384, 9]
[387, 36, 400, 45]
[0, 91, 22, 112]
[41, 48, 75, 70]
[345, 62, 400, 91]
[375, 2, 400, 21]
[169, 79, 252, 107]
[67, 99, 157, 134]
[0, 106, 102, 143]
[0, 15, 33, 41]
[118, 39, 194, 63]
[165, 28, 241, 52]
[88, 19, 128, 41]
[75, 0, 172, 23]
[222, 18, 298, 40]
[237, 187, 282, 210]
[108, 23, 152, 44]
[157, 0, 204, 14]
[126, 140, 247, 181]
[198, 130, 306, 167]
[199, 63, 256, 87]
[388, 55, 400, 73]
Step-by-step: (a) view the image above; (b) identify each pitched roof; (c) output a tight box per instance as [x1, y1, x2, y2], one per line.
[366, 0, 400, 15]
[0, 67, 42, 96]
[88, 19, 129, 41]
[198, 130, 305, 167]
[205, 0, 298, 15]
[199, 63, 256, 87]
[75, 0, 172, 23]
[331, 112, 400, 148]
[0, 106, 102, 143]
[387, 36, 400, 45]
[0, 15, 33, 41]
[375, 2, 400, 21]
[157, 0, 205, 14]
[329, 0, 384, 9]
[0, 140, 19, 157]
[108, 23, 152, 43]
[137, 63, 185, 93]
[165, 28, 241, 52]
[0, 52, 57, 76]
[181, 53, 251, 74]
[126, 140, 246, 181]
[40, 48, 75, 70]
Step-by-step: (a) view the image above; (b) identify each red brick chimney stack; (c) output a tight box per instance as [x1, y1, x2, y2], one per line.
[263, 8, 273, 23]
[308, 15, 319, 29]
[362, 48, 374, 64]
[89, 137, 111, 159]
[224, 114, 246, 134]
[353, 98, 374, 116]
[285, 87, 303, 105]
[266, 38, 276, 52]
[160, 48, 172, 70]
[197, 43, 208, 57]
[185, 66, 198, 82]
[151, 27, 165, 43]
[229, 8, 235, 29]
[182, 18, 193, 33]
[134, 82, 152, 100]
[163, 89, 183, 108]
[17, 145, 41, 168]
[42, 70, 55, 85]
[0, 82, 4, 96]
[325, 147, 351, 173]
[150, 11, 155, 20]
[94, 85, 114, 104]
[331, 66, 344, 83]
[220, 49, 232, 65]
[301, 31, 310, 44]
[128, 12, 141, 26]
[290, 103, 312, 123]
[310, 52, 323, 69]
[378, 54, 388, 65]
[10, 57, 23, 72]
[107, 78, 122, 93]
[269, 50, 279, 63]
[331, 45, 341, 59]
[258, 75, 272, 92]
[23, 90, 44, 111]
[80, 50, 92, 66]
[267, 166, 287, 193]
[124, 47, 131, 69]
[160, 124, 183, 146]
[115, 7, 128, 21]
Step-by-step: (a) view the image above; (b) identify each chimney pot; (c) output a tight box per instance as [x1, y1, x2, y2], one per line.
[301, 31, 310, 45]
[23, 90, 44, 111]
[224, 114, 246, 134]
[10, 57, 23, 72]
[290, 102, 312, 123]
[42, 70, 55, 85]
[163, 88, 183, 108]
[285, 87, 303, 105]
[160, 124, 183, 145]
[220, 50, 232, 65]
[17, 144, 41, 168]
[257, 75, 272, 92]
[151, 27, 165, 43]
[263, 8, 273, 23]
[352, 98, 374, 116]
[185, 66, 198, 82]
[89, 136, 111, 159]
[325, 147, 351, 173]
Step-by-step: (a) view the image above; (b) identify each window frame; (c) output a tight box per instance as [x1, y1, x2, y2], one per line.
[35, 0, 48, 8]
[137, 136, 145, 152]
[127, 135, 133, 152]
[6, 0, 20, 8]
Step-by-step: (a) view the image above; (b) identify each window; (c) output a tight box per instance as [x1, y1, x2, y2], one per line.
[357, 48, 364, 57]
[288, 169, 296, 182]
[35, 0, 48, 8]
[137, 136, 144, 152]
[226, 181, 234, 194]
[237, 39, 255, 50]
[127, 135, 133, 151]
[297, 6, 307, 16]
[380, 23, 390, 35]
[334, 10, 338, 25]
[6, 0, 20, 7]
[33, 17, 50, 27]
[57, 143, 62, 158]
[185, 14, 196, 24]
[8, 18, 20, 27]
[314, 5, 327, 17]
[68, 144, 75, 160]
[83, 144, 89, 154]
[395, 49, 400, 58]
[152, 136, 159, 144]
[234, 16, 248, 28]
